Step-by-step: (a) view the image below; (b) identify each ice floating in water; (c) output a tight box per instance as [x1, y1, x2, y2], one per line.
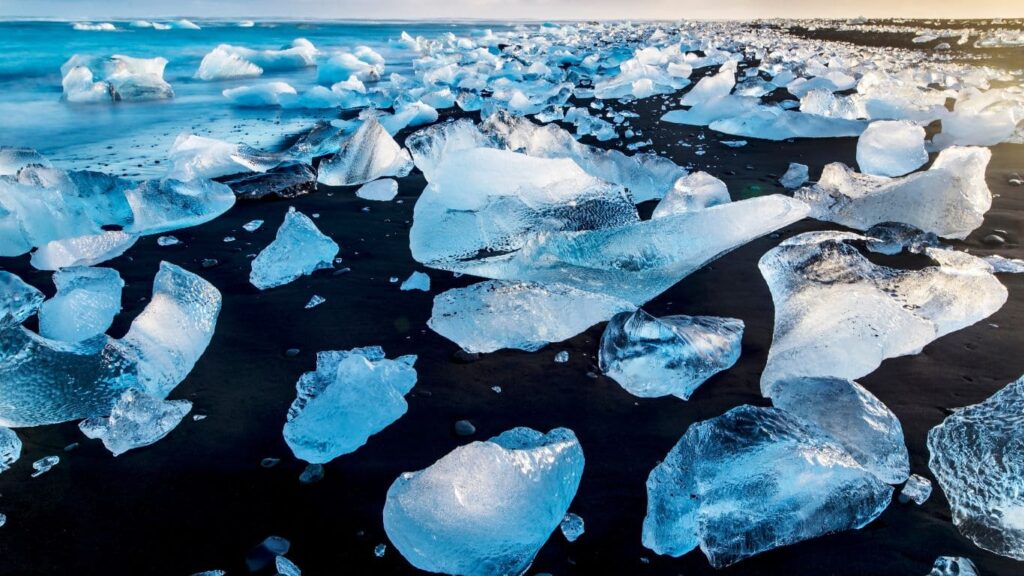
[900, 473, 933, 505]
[651, 172, 730, 218]
[39, 267, 123, 343]
[61, 54, 173, 102]
[0, 271, 44, 325]
[0, 426, 21, 473]
[223, 82, 297, 107]
[355, 179, 398, 201]
[317, 48, 385, 84]
[642, 405, 892, 567]
[250, 208, 339, 290]
[384, 427, 584, 576]
[856, 120, 928, 177]
[598, 309, 743, 400]
[779, 163, 809, 189]
[759, 232, 1006, 393]
[317, 118, 413, 187]
[429, 280, 634, 353]
[166, 134, 283, 181]
[30, 231, 138, 271]
[399, 272, 430, 292]
[195, 40, 317, 81]
[796, 146, 991, 239]
[283, 347, 417, 464]
[928, 375, 1024, 560]
[0, 262, 221, 427]
[0, 147, 51, 176]
[79, 388, 191, 456]
[928, 557, 979, 576]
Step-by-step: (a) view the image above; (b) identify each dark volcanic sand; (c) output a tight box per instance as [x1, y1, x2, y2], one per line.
[2, 79, 1024, 576]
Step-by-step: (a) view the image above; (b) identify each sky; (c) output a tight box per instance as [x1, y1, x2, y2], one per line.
[0, 0, 1020, 20]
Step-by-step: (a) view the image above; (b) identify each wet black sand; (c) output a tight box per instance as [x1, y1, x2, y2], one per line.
[1, 79, 1024, 576]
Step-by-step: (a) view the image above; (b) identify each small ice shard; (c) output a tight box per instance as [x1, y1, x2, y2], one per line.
[283, 347, 417, 464]
[299, 463, 324, 484]
[374, 544, 386, 558]
[274, 555, 301, 576]
[0, 513, 5, 527]
[865, 222, 940, 255]
[304, 295, 326, 309]
[157, 236, 180, 246]
[770, 376, 909, 484]
[928, 375, 1024, 560]
[759, 232, 1006, 392]
[561, 513, 585, 542]
[384, 427, 584, 576]
[79, 388, 191, 456]
[0, 147, 51, 176]
[250, 208, 339, 290]
[246, 536, 291, 572]
[796, 146, 991, 239]
[900, 473, 933, 505]
[243, 220, 264, 232]
[355, 178, 398, 201]
[779, 162, 809, 189]
[31, 455, 59, 477]
[642, 405, 892, 567]
[554, 350, 569, 363]
[928, 557, 979, 576]
[225, 163, 317, 200]
[399, 271, 430, 292]
[651, 172, 730, 218]
[429, 280, 634, 353]
[598, 309, 743, 400]
[1, 271, 44, 325]
[856, 120, 928, 177]
[30, 231, 137, 270]
[38, 267, 123, 342]
[317, 118, 413, 187]
[985, 255, 1024, 274]
[0, 426, 22, 473]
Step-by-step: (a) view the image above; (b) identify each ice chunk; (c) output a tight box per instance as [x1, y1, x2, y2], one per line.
[779, 163, 809, 189]
[429, 280, 634, 353]
[275, 556, 301, 576]
[681, 68, 735, 106]
[317, 118, 413, 187]
[642, 405, 892, 566]
[985, 255, 1024, 274]
[38, 267, 123, 342]
[125, 177, 236, 236]
[60, 55, 173, 102]
[304, 295, 325, 309]
[598, 309, 743, 400]
[928, 557, 979, 576]
[796, 146, 991, 239]
[928, 375, 1024, 560]
[399, 272, 430, 292]
[316, 49, 384, 84]
[79, 388, 191, 456]
[30, 231, 138, 270]
[759, 232, 1006, 392]
[283, 347, 417, 464]
[195, 40, 316, 81]
[223, 82, 297, 107]
[224, 163, 317, 201]
[0, 271, 44, 326]
[560, 513, 584, 542]
[0, 262, 220, 427]
[383, 427, 584, 576]
[864, 222, 940, 255]
[710, 106, 867, 141]
[0, 426, 21, 473]
[651, 172, 730, 218]
[355, 179, 398, 201]
[250, 208, 339, 290]
[31, 455, 59, 477]
[195, 46, 263, 80]
[0, 147, 51, 176]
[856, 120, 928, 177]
[243, 220, 264, 232]
[166, 134, 283, 180]
[900, 473, 933, 505]
[770, 376, 909, 484]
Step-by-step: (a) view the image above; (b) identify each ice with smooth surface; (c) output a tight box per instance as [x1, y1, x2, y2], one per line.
[680, 68, 735, 106]
[250, 208, 339, 290]
[796, 146, 991, 239]
[928, 375, 1024, 560]
[643, 405, 893, 567]
[759, 232, 1007, 392]
[779, 163, 809, 189]
[856, 120, 928, 177]
[429, 280, 634, 353]
[223, 82, 297, 107]
[283, 347, 417, 464]
[400, 272, 430, 292]
[770, 376, 909, 484]
[317, 118, 413, 186]
[38, 267, 124, 343]
[651, 172, 730, 218]
[598, 309, 743, 400]
[383, 427, 584, 576]
[355, 179, 398, 201]
[79, 388, 191, 456]
[166, 134, 282, 181]
[901, 473, 933, 505]
[30, 231, 138, 270]
[0, 426, 21, 473]
[0, 271, 44, 325]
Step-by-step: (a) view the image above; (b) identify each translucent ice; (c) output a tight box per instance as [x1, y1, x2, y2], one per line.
[223, 82, 297, 107]
[79, 388, 191, 456]
[283, 347, 417, 464]
[0, 147, 51, 176]
[928, 557, 979, 576]
[429, 280, 634, 353]
[709, 106, 867, 141]
[195, 40, 316, 81]
[864, 222, 940, 256]
[250, 208, 339, 290]
[166, 134, 283, 181]
[399, 272, 430, 292]
[38, 267, 124, 342]
[796, 146, 991, 239]
[901, 473, 933, 505]
[0, 271, 44, 325]
[928, 375, 1024, 560]
[317, 118, 413, 187]
[383, 427, 584, 576]
[642, 405, 892, 567]
[680, 68, 735, 106]
[856, 120, 928, 177]
[985, 255, 1024, 274]
[30, 231, 138, 271]
[355, 179, 398, 201]
[598, 309, 743, 400]
[561, 513, 585, 542]
[779, 163, 809, 189]
[60, 55, 173, 102]
[0, 426, 21, 473]
[759, 232, 1006, 392]
[651, 172, 730, 218]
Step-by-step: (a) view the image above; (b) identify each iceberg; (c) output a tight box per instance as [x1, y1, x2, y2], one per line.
[985, 255, 1024, 274]
[856, 120, 928, 177]
[680, 68, 735, 106]
[38, 267, 124, 343]
[79, 388, 191, 456]
[0, 426, 21, 473]
[316, 48, 385, 84]
[928, 375, 1024, 560]
[224, 163, 316, 201]
[283, 347, 417, 464]
[598, 309, 743, 400]
[1, 271, 44, 325]
[250, 208, 339, 290]
[864, 222, 940, 255]
[642, 405, 892, 567]
[560, 513, 585, 542]
[317, 118, 413, 187]
[383, 427, 584, 576]
[651, 172, 730, 218]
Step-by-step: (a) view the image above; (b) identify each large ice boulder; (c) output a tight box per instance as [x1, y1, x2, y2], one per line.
[384, 427, 584, 576]
[166, 134, 283, 181]
[38, 266, 123, 342]
[195, 40, 317, 81]
[856, 120, 928, 177]
[317, 118, 413, 186]
[250, 208, 339, 290]
[61, 54, 174, 102]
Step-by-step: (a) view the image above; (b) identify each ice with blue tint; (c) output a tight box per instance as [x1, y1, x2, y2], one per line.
[0, 262, 221, 427]
[317, 118, 414, 186]
[928, 375, 1024, 561]
[0, 271, 44, 325]
[0, 426, 21, 473]
[223, 82, 298, 107]
[195, 39, 317, 81]
[709, 106, 868, 140]
[38, 267, 124, 343]
[79, 388, 192, 456]
[643, 405, 893, 567]
[355, 179, 398, 201]
[429, 280, 634, 353]
[165, 134, 284, 181]
[384, 427, 584, 576]
[680, 66, 735, 106]
[250, 208, 339, 290]
[30, 231, 138, 271]
[560, 513, 585, 542]
[779, 163, 809, 189]
[928, 557, 979, 576]
[901, 474, 933, 505]
[651, 171, 731, 217]
[759, 232, 1006, 394]
[283, 347, 417, 464]
[856, 120, 928, 177]
[60, 54, 173, 102]
[598, 309, 743, 400]
[0, 147, 50, 176]
[399, 272, 430, 292]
